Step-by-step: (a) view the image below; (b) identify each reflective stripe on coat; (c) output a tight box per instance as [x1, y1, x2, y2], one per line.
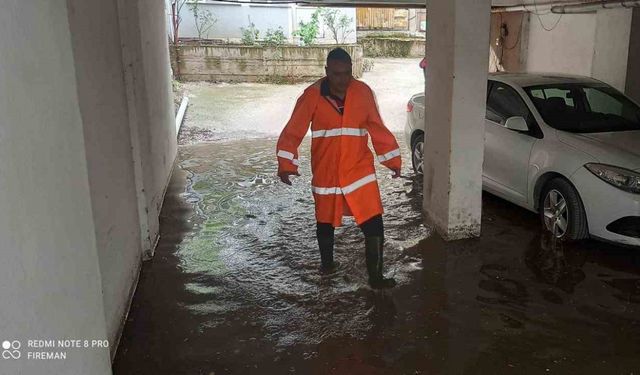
[276, 78, 401, 227]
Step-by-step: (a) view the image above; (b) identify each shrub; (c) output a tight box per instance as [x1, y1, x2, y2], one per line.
[240, 18, 260, 45]
[263, 27, 286, 46]
[363, 58, 374, 72]
[293, 9, 321, 46]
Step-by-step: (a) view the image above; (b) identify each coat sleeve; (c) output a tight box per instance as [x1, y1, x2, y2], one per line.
[364, 86, 402, 171]
[276, 88, 317, 175]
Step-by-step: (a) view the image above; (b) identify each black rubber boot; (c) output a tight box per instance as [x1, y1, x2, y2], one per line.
[365, 236, 396, 289]
[318, 235, 337, 273]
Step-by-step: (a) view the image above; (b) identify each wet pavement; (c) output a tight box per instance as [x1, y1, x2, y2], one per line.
[113, 135, 640, 375]
[178, 58, 423, 143]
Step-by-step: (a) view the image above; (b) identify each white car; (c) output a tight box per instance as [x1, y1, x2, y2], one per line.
[405, 73, 640, 247]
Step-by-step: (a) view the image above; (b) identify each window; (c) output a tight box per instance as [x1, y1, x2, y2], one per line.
[543, 88, 575, 107]
[486, 82, 533, 126]
[525, 83, 640, 133]
[529, 89, 545, 100]
[584, 88, 624, 117]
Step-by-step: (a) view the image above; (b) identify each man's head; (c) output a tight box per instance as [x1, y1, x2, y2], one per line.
[325, 48, 352, 94]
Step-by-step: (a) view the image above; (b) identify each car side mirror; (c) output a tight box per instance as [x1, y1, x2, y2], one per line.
[504, 116, 529, 131]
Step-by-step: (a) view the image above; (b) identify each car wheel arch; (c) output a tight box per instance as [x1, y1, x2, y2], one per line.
[533, 172, 588, 228]
[533, 172, 571, 211]
[411, 130, 424, 148]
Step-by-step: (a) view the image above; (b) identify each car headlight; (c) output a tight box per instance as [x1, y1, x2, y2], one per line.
[585, 163, 640, 194]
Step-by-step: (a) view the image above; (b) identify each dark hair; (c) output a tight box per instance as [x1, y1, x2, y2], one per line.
[326, 48, 352, 65]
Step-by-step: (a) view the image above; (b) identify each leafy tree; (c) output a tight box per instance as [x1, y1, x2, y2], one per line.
[294, 8, 322, 46]
[321, 8, 353, 44]
[188, 1, 217, 40]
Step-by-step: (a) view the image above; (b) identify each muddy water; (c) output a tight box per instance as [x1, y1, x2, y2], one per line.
[176, 136, 428, 346]
[114, 136, 640, 375]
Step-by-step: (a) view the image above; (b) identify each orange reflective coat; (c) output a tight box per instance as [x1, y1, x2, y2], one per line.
[276, 78, 401, 227]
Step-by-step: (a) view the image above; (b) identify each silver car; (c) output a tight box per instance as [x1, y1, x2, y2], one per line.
[405, 73, 640, 247]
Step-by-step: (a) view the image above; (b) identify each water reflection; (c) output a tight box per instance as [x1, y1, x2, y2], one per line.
[115, 136, 640, 375]
[525, 234, 587, 295]
[175, 137, 428, 346]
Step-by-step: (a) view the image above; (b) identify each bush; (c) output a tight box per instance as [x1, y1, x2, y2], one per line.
[240, 18, 260, 45]
[293, 9, 321, 46]
[363, 58, 374, 72]
[263, 27, 286, 46]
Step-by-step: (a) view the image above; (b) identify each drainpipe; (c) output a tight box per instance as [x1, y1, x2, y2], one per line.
[492, 0, 640, 13]
[551, 0, 640, 13]
[492, 0, 600, 13]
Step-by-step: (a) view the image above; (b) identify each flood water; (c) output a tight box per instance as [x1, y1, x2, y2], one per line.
[114, 135, 640, 375]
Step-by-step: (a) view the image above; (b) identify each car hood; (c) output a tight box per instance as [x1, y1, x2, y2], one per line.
[557, 130, 640, 171]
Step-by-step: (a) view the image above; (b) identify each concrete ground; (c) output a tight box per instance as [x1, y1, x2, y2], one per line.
[177, 58, 423, 143]
[113, 59, 640, 374]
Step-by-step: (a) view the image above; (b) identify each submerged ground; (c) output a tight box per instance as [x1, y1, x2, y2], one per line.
[114, 59, 640, 374]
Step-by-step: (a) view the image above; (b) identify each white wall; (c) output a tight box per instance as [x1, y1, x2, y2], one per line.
[0, 1, 112, 374]
[178, 2, 293, 40]
[0, 0, 177, 371]
[526, 13, 596, 76]
[592, 8, 633, 91]
[66, 0, 144, 358]
[525, 9, 634, 92]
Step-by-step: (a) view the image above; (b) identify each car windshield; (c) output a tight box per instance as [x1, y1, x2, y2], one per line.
[524, 83, 640, 133]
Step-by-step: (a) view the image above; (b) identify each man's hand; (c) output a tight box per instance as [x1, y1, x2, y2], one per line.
[391, 168, 401, 179]
[278, 171, 300, 185]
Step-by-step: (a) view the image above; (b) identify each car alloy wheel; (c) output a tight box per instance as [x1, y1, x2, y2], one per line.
[412, 139, 424, 175]
[543, 189, 569, 238]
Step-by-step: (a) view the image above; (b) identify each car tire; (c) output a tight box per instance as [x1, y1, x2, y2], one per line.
[539, 178, 589, 241]
[411, 134, 424, 175]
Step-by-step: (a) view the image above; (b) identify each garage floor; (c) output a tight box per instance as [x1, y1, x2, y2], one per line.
[113, 60, 640, 374]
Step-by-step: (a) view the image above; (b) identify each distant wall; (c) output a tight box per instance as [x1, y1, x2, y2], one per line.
[359, 37, 425, 57]
[168, 2, 357, 45]
[171, 44, 364, 82]
[176, 2, 292, 40]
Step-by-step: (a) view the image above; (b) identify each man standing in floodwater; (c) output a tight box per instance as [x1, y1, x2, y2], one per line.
[276, 48, 401, 289]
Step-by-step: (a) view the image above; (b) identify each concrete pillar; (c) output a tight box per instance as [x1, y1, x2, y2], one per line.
[116, 0, 178, 260]
[422, 0, 491, 240]
[625, 8, 640, 103]
[0, 1, 111, 374]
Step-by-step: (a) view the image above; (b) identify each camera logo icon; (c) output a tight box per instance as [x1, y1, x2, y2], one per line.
[2, 340, 21, 360]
